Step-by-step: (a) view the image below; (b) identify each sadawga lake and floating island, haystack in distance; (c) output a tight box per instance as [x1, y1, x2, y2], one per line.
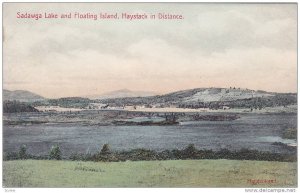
[16, 12, 184, 20]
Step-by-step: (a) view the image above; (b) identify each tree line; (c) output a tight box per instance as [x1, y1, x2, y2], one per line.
[4, 144, 296, 162]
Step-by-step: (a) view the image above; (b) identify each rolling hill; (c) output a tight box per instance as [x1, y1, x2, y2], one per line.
[3, 89, 45, 102]
[99, 87, 297, 109]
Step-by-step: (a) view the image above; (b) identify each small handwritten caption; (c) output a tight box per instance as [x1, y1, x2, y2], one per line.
[16, 12, 184, 21]
[247, 179, 277, 185]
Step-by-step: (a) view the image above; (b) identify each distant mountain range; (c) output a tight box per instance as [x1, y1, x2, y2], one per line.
[3, 89, 45, 102]
[3, 87, 297, 110]
[3, 88, 158, 102]
[87, 89, 158, 99]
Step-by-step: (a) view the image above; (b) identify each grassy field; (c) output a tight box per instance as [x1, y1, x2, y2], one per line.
[3, 159, 297, 188]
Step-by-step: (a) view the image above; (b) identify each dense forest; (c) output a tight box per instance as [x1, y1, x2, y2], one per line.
[3, 100, 39, 113]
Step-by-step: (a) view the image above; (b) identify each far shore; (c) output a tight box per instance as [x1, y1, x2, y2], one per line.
[35, 104, 297, 114]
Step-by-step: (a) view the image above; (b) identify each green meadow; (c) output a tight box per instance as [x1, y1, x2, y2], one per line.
[3, 159, 297, 188]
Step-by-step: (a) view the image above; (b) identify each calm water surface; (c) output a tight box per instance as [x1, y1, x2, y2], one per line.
[3, 113, 297, 156]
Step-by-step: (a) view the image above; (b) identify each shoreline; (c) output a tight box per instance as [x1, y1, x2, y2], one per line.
[34, 105, 297, 114]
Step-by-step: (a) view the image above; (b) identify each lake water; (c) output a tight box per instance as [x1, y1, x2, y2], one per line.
[3, 113, 297, 157]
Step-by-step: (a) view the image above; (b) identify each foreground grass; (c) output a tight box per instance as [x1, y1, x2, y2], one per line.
[3, 159, 297, 187]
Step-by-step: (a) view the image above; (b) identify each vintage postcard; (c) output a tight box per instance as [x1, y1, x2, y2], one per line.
[2, 2, 297, 189]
